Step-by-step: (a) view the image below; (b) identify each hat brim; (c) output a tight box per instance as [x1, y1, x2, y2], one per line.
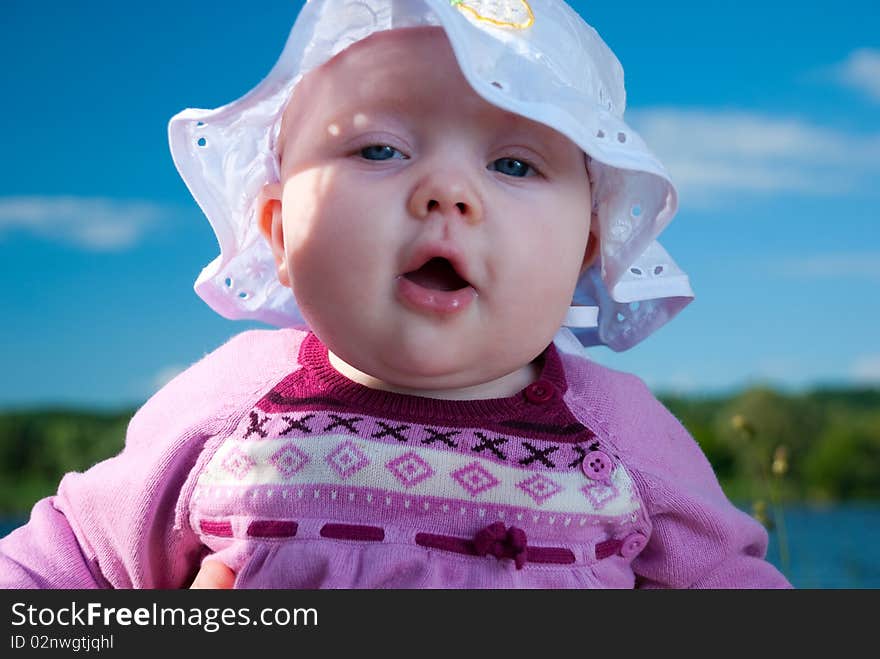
[168, 0, 693, 348]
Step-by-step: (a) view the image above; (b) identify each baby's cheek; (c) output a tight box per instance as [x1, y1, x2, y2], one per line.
[285, 224, 369, 323]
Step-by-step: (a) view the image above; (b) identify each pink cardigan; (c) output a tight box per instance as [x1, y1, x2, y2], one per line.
[0, 328, 790, 588]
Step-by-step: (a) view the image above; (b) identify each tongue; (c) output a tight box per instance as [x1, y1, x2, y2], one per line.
[404, 258, 469, 291]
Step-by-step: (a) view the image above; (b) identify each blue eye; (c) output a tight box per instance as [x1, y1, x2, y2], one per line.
[360, 144, 404, 161]
[490, 157, 533, 178]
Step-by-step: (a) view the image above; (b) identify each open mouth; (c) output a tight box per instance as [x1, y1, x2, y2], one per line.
[402, 257, 471, 291]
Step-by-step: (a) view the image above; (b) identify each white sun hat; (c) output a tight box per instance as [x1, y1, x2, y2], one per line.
[168, 0, 694, 351]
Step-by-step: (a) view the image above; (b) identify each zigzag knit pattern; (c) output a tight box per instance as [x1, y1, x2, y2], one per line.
[0, 328, 790, 588]
[190, 332, 643, 574]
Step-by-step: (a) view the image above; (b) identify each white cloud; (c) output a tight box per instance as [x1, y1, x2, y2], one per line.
[627, 108, 880, 208]
[590, 347, 880, 393]
[0, 196, 168, 250]
[748, 357, 821, 387]
[851, 355, 880, 383]
[772, 252, 880, 280]
[834, 48, 880, 103]
[151, 365, 186, 391]
[128, 364, 190, 403]
[641, 371, 703, 395]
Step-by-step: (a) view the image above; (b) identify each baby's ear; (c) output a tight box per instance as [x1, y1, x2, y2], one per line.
[257, 183, 290, 288]
[580, 224, 600, 274]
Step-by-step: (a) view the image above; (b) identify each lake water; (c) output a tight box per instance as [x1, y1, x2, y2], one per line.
[760, 503, 880, 588]
[2, 503, 878, 588]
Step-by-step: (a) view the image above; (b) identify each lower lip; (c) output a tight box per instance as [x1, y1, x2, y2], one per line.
[396, 277, 477, 315]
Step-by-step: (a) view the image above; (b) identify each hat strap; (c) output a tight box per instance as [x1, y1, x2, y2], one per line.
[563, 306, 599, 328]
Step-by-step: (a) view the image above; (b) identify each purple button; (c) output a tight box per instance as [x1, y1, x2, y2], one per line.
[619, 532, 648, 559]
[524, 380, 555, 404]
[581, 450, 613, 480]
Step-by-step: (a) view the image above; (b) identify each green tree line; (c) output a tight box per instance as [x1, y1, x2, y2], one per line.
[1, 385, 878, 516]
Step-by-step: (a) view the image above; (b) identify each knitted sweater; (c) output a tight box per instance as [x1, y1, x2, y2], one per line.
[0, 328, 790, 588]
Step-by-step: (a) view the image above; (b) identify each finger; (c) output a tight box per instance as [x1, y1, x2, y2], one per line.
[190, 560, 236, 589]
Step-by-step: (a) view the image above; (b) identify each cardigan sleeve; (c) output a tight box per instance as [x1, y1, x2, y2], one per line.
[0, 426, 213, 589]
[619, 381, 792, 589]
[0, 328, 306, 589]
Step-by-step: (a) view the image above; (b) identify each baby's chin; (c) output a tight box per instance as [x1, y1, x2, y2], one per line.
[337, 344, 538, 400]
[306, 306, 550, 398]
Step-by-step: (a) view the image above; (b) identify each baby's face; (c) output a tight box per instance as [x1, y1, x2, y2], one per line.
[264, 27, 593, 393]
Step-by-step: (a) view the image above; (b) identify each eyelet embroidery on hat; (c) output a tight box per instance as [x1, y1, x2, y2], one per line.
[451, 0, 535, 30]
[597, 88, 614, 113]
[170, 0, 693, 350]
[609, 220, 632, 242]
[628, 265, 668, 279]
[223, 275, 252, 303]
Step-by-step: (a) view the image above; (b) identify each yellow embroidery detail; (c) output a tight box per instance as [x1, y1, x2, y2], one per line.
[452, 0, 535, 30]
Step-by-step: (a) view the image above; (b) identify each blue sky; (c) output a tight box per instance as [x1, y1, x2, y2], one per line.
[1, 0, 878, 409]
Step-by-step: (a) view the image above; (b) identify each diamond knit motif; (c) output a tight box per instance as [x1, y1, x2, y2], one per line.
[516, 474, 563, 505]
[452, 462, 500, 497]
[326, 441, 370, 479]
[269, 443, 309, 479]
[221, 448, 256, 479]
[581, 480, 619, 509]
[386, 452, 435, 488]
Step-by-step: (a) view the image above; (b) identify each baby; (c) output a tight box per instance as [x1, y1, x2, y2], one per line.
[0, 0, 790, 588]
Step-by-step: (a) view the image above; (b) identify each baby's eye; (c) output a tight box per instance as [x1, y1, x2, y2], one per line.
[359, 144, 406, 161]
[488, 157, 535, 178]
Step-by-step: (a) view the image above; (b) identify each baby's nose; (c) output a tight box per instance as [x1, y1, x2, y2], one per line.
[407, 172, 483, 225]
